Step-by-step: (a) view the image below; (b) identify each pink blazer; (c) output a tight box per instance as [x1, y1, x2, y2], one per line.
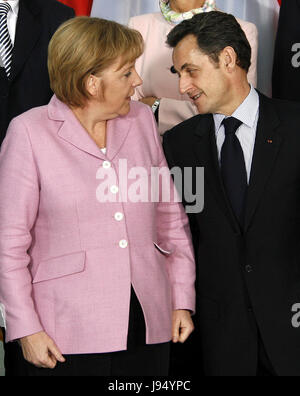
[129, 12, 258, 134]
[0, 96, 196, 355]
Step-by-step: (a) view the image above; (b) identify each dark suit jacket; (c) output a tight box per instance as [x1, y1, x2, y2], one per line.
[0, 0, 75, 143]
[163, 92, 300, 376]
[273, 0, 300, 101]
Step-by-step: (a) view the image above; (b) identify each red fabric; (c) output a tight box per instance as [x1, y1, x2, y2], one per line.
[278, 0, 281, 5]
[58, 0, 93, 16]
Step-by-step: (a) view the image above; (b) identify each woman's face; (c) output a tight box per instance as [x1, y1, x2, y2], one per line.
[94, 57, 142, 119]
[170, 0, 206, 12]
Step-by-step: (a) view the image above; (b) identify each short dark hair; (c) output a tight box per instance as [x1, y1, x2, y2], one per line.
[167, 11, 251, 72]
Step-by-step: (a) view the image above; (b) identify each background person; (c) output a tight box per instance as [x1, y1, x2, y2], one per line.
[129, 0, 258, 134]
[0, 0, 75, 144]
[0, 17, 195, 377]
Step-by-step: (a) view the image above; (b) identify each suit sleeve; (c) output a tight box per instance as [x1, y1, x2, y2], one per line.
[0, 118, 44, 342]
[50, 1, 75, 33]
[147, 109, 196, 313]
[163, 130, 200, 280]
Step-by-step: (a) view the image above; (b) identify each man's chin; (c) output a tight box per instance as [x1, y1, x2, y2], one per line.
[196, 105, 209, 115]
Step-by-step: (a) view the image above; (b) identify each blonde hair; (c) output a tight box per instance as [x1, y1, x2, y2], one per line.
[48, 17, 144, 107]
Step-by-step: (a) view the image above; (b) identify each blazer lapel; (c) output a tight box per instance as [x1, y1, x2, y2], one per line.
[10, 0, 42, 81]
[49, 96, 132, 161]
[244, 93, 282, 232]
[49, 96, 106, 160]
[194, 115, 241, 233]
[106, 113, 132, 161]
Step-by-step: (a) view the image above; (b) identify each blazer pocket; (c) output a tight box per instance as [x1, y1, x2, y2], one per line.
[32, 251, 86, 284]
[153, 242, 173, 255]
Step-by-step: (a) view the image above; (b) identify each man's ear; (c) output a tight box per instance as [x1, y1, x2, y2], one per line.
[220, 46, 238, 72]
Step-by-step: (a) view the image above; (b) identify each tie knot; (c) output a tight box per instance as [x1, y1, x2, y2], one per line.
[0, 2, 11, 17]
[222, 117, 243, 136]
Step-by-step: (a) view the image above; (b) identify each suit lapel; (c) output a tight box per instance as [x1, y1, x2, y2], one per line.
[194, 115, 241, 233]
[244, 93, 282, 232]
[10, 0, 42, 81]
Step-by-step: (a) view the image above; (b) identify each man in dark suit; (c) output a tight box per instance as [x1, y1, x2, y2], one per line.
[163, 11, 300, 376]
[0, 0, 75, 143]
[0, 0, 74, 376]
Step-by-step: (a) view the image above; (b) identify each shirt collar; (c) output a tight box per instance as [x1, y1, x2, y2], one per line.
[0, 0, 19, 16]
[213, 84, 259, 134]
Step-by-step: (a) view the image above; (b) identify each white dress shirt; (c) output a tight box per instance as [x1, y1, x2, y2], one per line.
[0, 0, 19, 45]
[213, 85, 260, 183]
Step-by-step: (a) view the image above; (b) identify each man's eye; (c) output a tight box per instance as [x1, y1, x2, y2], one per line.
[170, 66, 177, 74]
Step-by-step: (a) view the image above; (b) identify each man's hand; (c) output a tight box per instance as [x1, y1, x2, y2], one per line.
[139, 96, 158, 107]
[172, 310, 194, 343]
[19, 331, 65, 369]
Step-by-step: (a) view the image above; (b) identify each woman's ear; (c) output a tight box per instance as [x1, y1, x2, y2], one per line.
[86, 74, 101, 97]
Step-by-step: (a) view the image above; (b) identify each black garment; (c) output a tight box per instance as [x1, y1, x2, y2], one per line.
[272, 0, 300, 101]
[4, 286, 170, 376]
[163, 91, 300, 376]
[0, 0, 75, 143]
[7, 340, 170, 377]
[257, 335, 277, 377]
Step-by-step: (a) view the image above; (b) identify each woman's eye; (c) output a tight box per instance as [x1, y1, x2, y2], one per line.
[124, 72, 132, 78]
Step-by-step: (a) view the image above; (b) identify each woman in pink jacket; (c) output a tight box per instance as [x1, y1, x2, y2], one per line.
[129, 0, 258, 135]
[0, 17, 196, 376]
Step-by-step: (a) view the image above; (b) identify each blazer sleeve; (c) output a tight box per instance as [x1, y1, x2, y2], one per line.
[158, 98, 198, 135]
[0, 118, 44, 342]
[146, 107, 196, 313]
[128, 17, 147, 102]
[239, 19, 258, 88]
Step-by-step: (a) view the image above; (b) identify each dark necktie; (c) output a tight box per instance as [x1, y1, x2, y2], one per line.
[0, 2, 13, 77]
[221, 117, 247, 226]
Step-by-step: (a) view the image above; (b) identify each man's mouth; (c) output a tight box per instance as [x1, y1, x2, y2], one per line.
[190, 92, 203, 101]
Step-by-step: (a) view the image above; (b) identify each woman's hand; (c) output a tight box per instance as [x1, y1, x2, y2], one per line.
[19, 331, 66, 369]
[172, 310, 194, 343]
[139, 96, 158, 107]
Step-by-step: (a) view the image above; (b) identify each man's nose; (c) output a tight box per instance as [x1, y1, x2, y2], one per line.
[179, 75, 191, 95]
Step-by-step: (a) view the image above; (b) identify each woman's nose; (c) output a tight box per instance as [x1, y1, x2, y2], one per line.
[133, 70, 143, 87]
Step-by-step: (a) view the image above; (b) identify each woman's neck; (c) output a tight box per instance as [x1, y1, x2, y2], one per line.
[72, 104, 107, 149]
[169, 0, 205, 13]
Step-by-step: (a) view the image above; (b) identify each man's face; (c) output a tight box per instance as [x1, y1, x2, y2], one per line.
[172, 34, 230, 115]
